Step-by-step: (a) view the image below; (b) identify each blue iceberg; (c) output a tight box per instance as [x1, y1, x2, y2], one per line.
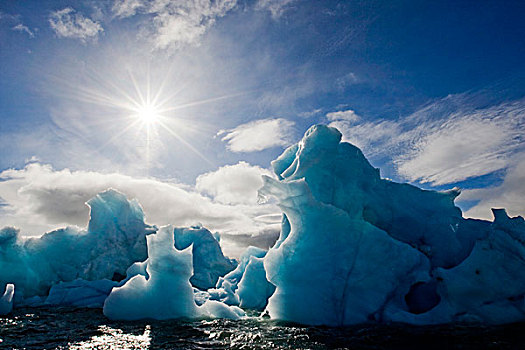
[0, 189, 153, 301]
[209, 246, 272, 309]
[103, 225, 244, 321]
[44, 279, 117, 308]
[258, 124, 525, 325]
[0, 189, 236, 314]
[1, 124, 524, 326]
[173, 225, 236, 290]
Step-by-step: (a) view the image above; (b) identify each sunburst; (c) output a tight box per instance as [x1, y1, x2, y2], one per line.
[78, 68, 215, 169]
[49, 57, 249, 175]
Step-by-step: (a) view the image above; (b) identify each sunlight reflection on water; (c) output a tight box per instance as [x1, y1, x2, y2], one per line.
[68, 325, 151, 350]
[3, 307, 525, 350]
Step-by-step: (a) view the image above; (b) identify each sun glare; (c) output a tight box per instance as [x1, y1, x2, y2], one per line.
[136, 104, 159, 125]
[79, 66, 224, 171]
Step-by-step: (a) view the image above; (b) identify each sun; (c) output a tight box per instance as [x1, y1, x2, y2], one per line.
[84, 67, 222, 169]
[136, 104, 160, 125]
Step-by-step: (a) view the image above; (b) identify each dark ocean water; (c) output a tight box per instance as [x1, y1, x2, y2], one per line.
[1, 307, 525, 349]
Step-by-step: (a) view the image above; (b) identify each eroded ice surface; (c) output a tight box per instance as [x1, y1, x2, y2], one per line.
[45, 279, 118, 308]
[103, 225, 244, 321]
[237, 256, 275, 310]
[173, 226, 236, 290]
[208, 246, 269, 308]
[0, 189, 153, 301]
[259, 124, 525, 326]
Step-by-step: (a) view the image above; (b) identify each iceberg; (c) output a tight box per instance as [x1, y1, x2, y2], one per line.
[208, 246, 268, 307]
[103, 225, 244, 321]
[116, 226, 236, 291]
[207, 279, 239, 306]
[258, 124, 525, 326]
[237, 256, 275, 310]
[0, 189, 238, 315]
[173, 226, 236, 290]
[2, 123, 524, 326]
[103, 225, 200, 320]
[219, 246, 267, 288]
[45, 279, 117, 308]
[0, 189, 154, 300]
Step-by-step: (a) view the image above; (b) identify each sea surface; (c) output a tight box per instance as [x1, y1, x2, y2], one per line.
[1, 307, 524, 349]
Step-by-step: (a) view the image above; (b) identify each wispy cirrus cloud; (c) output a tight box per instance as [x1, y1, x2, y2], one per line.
[326, 109, 360, 122]
[0, 11, 35, 38]
[112, 0, 144, 18]
[460, 152, 525, 220]
[298, 108, 323, 119]
[256, 0, 298, 19]
[328, 94, 525, 219]
[111, 0, 237, 49]
[12, 23, 35, 38]
[396, 111, 520, 186]
[219, 118, 295, 153]
[327, 118, 401, 156]
[335, 72, 359, 90]
[49, 7, 103, 42]
[329, 95, 525, 186]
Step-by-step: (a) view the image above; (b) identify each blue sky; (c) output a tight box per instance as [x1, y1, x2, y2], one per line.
[0, 0, 524, 254]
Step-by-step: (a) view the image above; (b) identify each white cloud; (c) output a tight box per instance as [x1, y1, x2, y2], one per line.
[49, 8, 103, 42]
[396, 114, 517, 185]
[326, 109, 360, 122]
[460, 153, 525, 220]
[111, 0, 237, 49]
[0, 163, 281, 257]
[330, 96, 525, 186]
[328, 119, 401, 155]
[0, 11, 17, 22]
[327, 95, 525, 220]
[12, 23, 34, 38]
[112, 0, 145, 18]
[298, 108, 323, 118]
[336, 72, 359, 89]
[1, 12, 36, 38]
[397, 99, 524, 186]
[256, 0, 298, 19]
[196, 161, 272, 205]
[219, 118, 295, 152]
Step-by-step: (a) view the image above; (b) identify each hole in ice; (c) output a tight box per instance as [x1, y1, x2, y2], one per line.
[405, 281, 441, 314]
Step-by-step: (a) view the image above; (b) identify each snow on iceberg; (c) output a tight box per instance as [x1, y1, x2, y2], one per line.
[0, 189, 154, 300]
[103, 225, 244, 321]
[259, 124, 525, 326]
